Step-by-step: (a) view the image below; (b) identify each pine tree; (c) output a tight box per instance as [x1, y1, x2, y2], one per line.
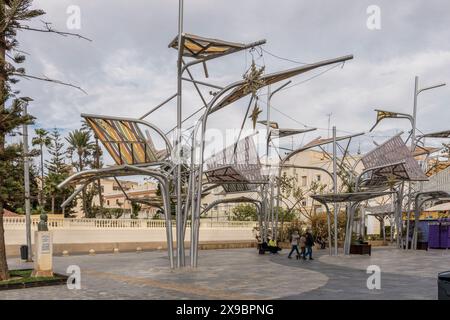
[44, 128, 74, 214]
[1, 143, 40, 212]
[0, 0, 88, 281]
[0, 0, 44, 282]
[45, 128, 66, 174]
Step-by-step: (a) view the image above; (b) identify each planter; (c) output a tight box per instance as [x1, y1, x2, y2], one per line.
[0, 269, 68, 291]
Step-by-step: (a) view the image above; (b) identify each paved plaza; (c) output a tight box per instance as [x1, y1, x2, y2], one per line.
[0, 247, 448, 300]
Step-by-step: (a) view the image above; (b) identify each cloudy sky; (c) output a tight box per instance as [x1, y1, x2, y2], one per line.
[12, 0, 450, 165]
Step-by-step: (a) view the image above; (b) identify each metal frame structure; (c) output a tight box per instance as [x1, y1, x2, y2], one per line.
[57, 1, 358, 269]
[311, 191, 395, 254]
[58, 164, 175, 268]
[274, 131, 364, 255]
[186, 54, 354, 267]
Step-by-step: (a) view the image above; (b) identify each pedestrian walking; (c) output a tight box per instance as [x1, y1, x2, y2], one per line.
[299, 233, 306, 260]
[288, 230, 301, 259]
[304, 231, 315, 260]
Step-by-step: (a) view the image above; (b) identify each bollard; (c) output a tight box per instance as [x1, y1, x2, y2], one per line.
[62, 250, 69, 257]
[136, 247, 142, 253]
[89, 249, 96, 256]
[113, 248, 120, 254]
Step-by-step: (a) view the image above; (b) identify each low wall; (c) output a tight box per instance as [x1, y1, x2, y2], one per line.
[4, 217, 258, 257]
[6, 240, 257, 257]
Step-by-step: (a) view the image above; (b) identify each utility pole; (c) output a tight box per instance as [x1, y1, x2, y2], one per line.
[22, 98, 33, 262]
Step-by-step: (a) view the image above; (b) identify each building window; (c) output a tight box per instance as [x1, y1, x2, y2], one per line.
[301, 176, 307, 187]
[106, 200, 110, 205]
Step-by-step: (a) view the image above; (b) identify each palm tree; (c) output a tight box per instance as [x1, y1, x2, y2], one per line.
[66, 129, 94, 216]
[32, 128, 51, 205]
[65, 129, 93, 172]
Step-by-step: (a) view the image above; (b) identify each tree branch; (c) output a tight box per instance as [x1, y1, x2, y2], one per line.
[17, 21, 92, 42]
[11, 72, 87, 94]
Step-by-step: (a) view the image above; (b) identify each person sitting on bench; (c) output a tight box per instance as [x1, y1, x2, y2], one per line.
[268, 238, 282, 254]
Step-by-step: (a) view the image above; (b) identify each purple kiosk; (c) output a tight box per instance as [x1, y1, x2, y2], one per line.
[428, 219, 450, 249]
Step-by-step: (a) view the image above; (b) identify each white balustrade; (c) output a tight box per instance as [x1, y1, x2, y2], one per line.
[2, 217, 258, 230]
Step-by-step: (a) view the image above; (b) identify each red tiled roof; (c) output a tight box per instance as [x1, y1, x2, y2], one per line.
[3, 209, 19, 217]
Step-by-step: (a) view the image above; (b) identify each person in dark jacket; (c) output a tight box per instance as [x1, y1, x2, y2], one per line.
[304, 231, 315, 260]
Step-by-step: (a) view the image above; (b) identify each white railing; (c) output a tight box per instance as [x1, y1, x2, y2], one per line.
[3, 217, 258, 230]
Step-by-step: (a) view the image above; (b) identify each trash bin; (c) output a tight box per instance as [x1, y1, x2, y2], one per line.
[438, 271, 450, 300]
[20, 245, 28, 260]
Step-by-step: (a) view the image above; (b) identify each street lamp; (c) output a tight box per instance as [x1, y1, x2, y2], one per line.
[20, 96, 33, 262]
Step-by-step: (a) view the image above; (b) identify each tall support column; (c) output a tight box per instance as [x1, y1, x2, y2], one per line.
[22, 103, 32, 262]
[266, 86, 273, 240]
[412, 196, 421, 250]
[349, 204, 356, 254]
[262, 186, 268, 242]
[405, 76, 419, 251]
[344, 203, 351, 254]
[274, 181, 279, 241]
[258, 186, 264, 242]
[360, 206, 365, 238]
[396, 183, 404, 248]
[326, 204, 332, 256]
[175, 0, 184, 268]
[332, 126, 338, 255]
[189, 134, 197, 267]
[269, 181, 274, 239]
[275, 169, 281, 242]
[405, 188, 412, 250]
[162, 181, 174, 268]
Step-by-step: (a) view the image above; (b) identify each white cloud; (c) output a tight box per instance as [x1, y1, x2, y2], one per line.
[10, 0, 450, 166]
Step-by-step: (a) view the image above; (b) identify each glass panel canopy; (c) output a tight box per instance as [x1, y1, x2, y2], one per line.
[169, 33, 250, 59]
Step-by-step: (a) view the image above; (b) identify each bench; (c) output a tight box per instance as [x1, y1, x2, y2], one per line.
[350, 243, 372, 255]
[257, 243, 281, 255]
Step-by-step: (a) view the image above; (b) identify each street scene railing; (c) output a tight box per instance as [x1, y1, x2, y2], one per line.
[3, 217, 258, 230]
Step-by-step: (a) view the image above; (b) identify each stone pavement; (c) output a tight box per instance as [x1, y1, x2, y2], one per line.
[272, 247, 448, 300]
[0, 247, 447, 300]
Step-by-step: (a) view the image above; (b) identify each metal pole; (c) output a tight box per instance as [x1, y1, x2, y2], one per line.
[332, 126, 338, 255]
[412, 195, 420, 250]
[405, 191, 412, 250]
[267, 81, 290, 241]
[404, 77, 418, 250]
[22, 103, 32, 262]
[326, 204, 332, 256]
[162, 181, 174, 269]
[344, 204, 350, 254]
[270, 181, 274, 239]
[360, 206, 365, 238]
[175, 0, 184, 268]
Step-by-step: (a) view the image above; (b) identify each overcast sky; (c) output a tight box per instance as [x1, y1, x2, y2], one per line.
[12, 0, 450, 165]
